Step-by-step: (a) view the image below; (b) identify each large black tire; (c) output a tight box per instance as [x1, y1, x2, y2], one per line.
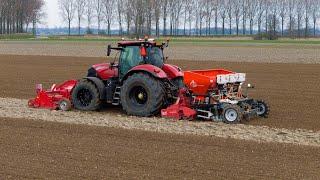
[121, 73, 165, 117]
[221, 104, 242, 124]
[256, 100, 270, 118]
[72, 80, 101, 111]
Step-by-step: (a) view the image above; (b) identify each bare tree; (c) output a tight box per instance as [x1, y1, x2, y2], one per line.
[0, 0, 44, 35]
[226, 0, 233, 34]
[185, 0, 195, 36]
[269, 0, 279, 37]
[257, 0, 265, 34]
[247, 0, 258, 35]
[116, 0, 124, 36]
[288, 0, 296, 36]
[27, 0, 45, 35]
[219, 0, 227, 35]
[233, 0, 242, 35]
[168, 0, 175, 35]
[204, 0, 215, 35]
[279, 0, 287, 36]
[311, 0, 320, 36]
[182, 1, 189, 35]
[174, 0, 184, 35]
[198, 0, 206, 36]
[59, 0, 76, 35]
[75, 0, 86, 35]
[162, 0, 169, 36]
[304, 0, 312, 37]
[296, 0, 304, 37]
[6, 0, 320, 38]
[241, 0, 249, 34]
[264, 0, 271, 34]
[123, 0, 132, 35]
[153, 0, 162, 36]
[102, 0, 114, 35]
[94, 0, 103, 34]
[213, 0, 219, 35]
[86, 0, 94, 33]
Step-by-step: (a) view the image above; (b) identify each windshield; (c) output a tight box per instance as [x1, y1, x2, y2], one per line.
[119, 46, 143, 78]
[146, 47, 164, 68]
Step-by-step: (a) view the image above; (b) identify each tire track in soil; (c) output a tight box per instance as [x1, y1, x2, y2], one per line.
[0, 98, 319, 147]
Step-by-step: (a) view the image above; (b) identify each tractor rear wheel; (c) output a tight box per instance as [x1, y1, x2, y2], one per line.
[121, 73, 165, 117]
[72, 80, 101, 111]
[222, 104, 242, 124]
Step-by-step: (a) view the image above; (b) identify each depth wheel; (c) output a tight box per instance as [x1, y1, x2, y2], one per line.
[222, 104, 242, 124]
[256, 100, 270, 118]
[58, 99, 72, 111]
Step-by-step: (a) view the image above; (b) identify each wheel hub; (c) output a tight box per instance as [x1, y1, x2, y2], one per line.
[257, 104, 266, 115]
[129, 86, 148, 105]
[138, 93, 144, 100]
[225, 109, 238, 122]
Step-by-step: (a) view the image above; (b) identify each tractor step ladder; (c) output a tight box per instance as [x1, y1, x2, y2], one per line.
[112, 87, 121, 106]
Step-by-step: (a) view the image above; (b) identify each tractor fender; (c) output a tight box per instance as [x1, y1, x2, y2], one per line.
[121, 64, 168, 82]
[162, 64, 184, 79]
[83, 77, 106, 99]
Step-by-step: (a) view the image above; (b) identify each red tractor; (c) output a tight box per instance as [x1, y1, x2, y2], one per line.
[29, 39, 269, 124]
[71, 39, 184, 117]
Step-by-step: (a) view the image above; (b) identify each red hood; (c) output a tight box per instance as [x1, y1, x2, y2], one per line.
[92, 63, 118, 80]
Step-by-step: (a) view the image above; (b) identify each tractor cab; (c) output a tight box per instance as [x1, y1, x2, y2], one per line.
[108, 39, 167, 79]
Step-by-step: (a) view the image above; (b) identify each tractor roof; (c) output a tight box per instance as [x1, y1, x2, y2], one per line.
[118, 40, 158, 47]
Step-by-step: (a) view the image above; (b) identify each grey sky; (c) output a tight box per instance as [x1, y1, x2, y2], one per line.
[42, 0, 61, 28]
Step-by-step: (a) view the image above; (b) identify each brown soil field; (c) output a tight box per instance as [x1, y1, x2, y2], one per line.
[0, 55, 319, 131]
[1, 117, 319, 179]
[1, 41, 320, 63]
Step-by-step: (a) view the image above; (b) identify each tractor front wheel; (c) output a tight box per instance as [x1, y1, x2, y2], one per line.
[72, 80, 101, 111]
[121, 73, 165, 117]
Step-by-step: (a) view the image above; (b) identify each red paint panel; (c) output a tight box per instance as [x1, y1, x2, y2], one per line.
[92, 63, 119, 80]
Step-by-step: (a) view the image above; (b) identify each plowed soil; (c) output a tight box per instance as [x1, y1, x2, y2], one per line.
[0, 55, 319, 131]
[1, 118, 319, 179]
[1, 41, 320, 63]
[0, 54, 320, 179]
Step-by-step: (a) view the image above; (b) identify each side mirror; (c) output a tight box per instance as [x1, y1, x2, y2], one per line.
[107, 45, 111, 56]
[166, 38, 170, 47]
[164, 56, 169, 63]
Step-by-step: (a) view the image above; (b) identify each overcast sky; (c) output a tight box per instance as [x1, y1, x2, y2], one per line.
[42, 0, 61, 28]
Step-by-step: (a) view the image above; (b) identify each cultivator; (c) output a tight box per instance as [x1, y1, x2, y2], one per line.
[28, 39, 269, 124]
[28, 80, 77, 111]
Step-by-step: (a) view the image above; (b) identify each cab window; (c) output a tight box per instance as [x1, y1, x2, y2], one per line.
[146, 47, 164, 68]
[119, 46, 143, 78]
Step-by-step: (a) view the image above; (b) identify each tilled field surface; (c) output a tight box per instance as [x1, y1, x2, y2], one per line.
[1, 55, 319, 131]
[1, 41, 320, 63]
[1, 117, 320, 179]
[1, 55, 320, 179]
[1, 98, 319, 147]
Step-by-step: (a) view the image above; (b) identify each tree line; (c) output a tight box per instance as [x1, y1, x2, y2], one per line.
[59, 0, 320, 38]
[0, 0, 44, 35]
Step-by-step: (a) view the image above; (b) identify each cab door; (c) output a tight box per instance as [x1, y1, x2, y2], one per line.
[119, 46, 143, 79]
